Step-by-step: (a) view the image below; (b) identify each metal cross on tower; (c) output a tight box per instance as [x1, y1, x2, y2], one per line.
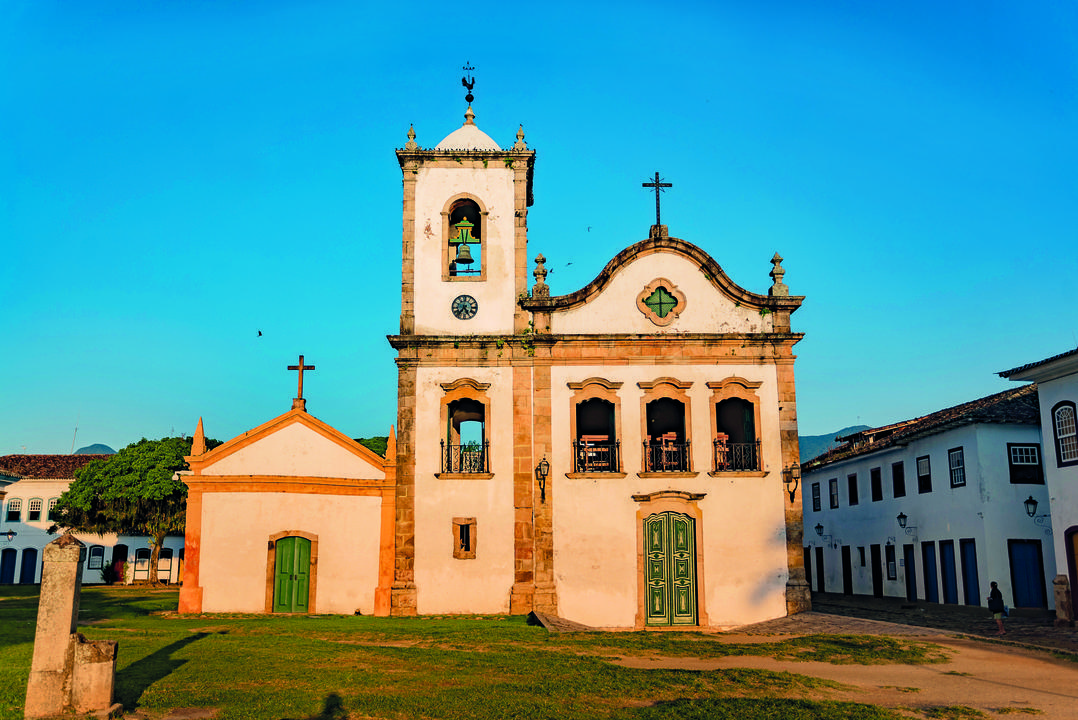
[288, 354, 315, 410]
[641, 172, 672, 228]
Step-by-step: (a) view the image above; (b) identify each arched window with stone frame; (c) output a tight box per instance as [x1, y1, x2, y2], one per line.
[708, 378, 764, 473]
[439, 379, 493, 476]
[443, 196, 486, 280]
[1053, 400, 1078, 467]
[639, 378, 695, 474]
[568, 378, 624, 474]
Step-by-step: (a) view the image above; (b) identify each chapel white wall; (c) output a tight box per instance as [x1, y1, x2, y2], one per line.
[202, 423, 385, 480]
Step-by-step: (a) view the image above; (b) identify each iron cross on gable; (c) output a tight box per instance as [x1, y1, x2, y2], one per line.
[642, 172, 672, 228]
[288, 355, 315, 407]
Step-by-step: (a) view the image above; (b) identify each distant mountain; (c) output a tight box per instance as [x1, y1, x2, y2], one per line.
[74, 444, 116, 455]
[798, 426, 869, 464]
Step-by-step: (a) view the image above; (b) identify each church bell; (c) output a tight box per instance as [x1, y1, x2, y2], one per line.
[455, 242, 474, 265]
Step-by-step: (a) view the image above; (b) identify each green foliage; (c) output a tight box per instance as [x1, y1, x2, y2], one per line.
[52, 436, 219, 584]
[355, 436, 388, 457]
[924, 707, 989, 720]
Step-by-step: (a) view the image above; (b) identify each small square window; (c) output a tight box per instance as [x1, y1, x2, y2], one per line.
[870, 467, 883, 502]
[453, 517, 477, 560]
[1008, 443, 1044, 484]
[829, 478, 839, 509]
[948, 447, 965, 488]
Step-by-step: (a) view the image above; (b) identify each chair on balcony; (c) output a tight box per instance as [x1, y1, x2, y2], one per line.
[660, 432, 680, 471]
[714, 432, 729, 471]
[579, 434, 610, 472]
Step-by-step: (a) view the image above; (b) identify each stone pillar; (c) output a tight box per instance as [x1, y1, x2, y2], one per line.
[24, 533, 119, 719]
[1053, 574, 1073, 627]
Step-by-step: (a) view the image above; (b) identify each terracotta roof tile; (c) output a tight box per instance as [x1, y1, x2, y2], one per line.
[802, 384, 1039, 471]
[999, 347, 1078, 377]
[0, 454, 111, 480]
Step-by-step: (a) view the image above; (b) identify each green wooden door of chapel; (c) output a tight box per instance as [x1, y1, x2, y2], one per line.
[645, 512, 697, 626]
[273, 536, 311, 613]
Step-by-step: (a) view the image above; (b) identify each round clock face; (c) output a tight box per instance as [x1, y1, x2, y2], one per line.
[451, 294, 478, 320]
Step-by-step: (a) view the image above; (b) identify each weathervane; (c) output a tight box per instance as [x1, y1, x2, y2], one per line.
[462, 62, 475, 104]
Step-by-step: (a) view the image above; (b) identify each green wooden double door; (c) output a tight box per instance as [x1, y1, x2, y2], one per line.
[273, 536, 311, 613]
[645, 512, 698, 626]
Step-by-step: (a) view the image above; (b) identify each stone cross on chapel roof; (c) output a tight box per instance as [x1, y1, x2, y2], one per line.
[288, 354, 315, 411]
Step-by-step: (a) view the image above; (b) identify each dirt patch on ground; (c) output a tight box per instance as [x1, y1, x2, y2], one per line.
[611, 634, 1078, 718]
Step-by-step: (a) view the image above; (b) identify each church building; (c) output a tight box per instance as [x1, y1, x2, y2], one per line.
[180, 89, 809, 629]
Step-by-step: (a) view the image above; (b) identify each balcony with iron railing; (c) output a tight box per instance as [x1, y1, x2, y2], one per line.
[712, 438, 761, 472]
[572, 438, 621, 473]
[642, 438, 691, 473]
[440, 440, 490, 474]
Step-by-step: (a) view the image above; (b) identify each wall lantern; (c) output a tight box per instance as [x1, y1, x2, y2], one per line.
[1024, 495, 1052, 535]
[3, 530, 15, 542]
[896, 512, 908, 529]
[896, 512, 918, 540]
[783, 465, 801, 502]
[813, 523, 834, 548]
[815, 523, 824, 536]
[535, 458, 550, 504]
[1024, 495, 1039, 518]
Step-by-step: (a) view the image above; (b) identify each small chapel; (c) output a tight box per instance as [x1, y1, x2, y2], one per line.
[179, 82, 809, 629]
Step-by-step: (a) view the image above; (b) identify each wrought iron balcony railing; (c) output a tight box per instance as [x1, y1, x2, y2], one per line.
[642, 440, 691, 473]
[572, 439, 621, 473]
[713, 439, 761, 471]
[441, 440, 490, 474]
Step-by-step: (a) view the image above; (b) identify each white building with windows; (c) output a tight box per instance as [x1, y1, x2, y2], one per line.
[1001, 347, 1078, 624]
[0, 455, 184, 585]
[801, 384, 1055, 612]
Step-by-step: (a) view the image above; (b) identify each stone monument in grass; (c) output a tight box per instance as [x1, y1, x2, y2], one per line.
[24, 533, 121, 719]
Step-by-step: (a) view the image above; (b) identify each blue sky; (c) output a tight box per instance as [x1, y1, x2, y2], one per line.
[2, 1, 1076, 454]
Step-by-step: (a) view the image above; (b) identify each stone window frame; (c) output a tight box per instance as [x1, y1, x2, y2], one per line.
[636, 277, 687, 327]
[453, 517, 477, 559]
[630, 490, 709, 630]
[566, 377, 626, 477]
[438, 378, 494, 479]
[638, 377, 696, 477]
[264, 530, 319, 614]
[441, 193, 489, 283]
[706, 377, 764, 476]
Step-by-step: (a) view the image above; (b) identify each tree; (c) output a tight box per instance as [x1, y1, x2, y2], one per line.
[52, 436, 218, 585]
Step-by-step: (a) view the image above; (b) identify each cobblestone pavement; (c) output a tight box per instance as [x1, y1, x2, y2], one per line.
[726, 592, 1078, 655]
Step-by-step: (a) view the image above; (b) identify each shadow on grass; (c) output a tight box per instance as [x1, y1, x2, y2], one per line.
[281, 692, 348, 720]
[116, 632, 210, 711]
[617, 697, 902, 719]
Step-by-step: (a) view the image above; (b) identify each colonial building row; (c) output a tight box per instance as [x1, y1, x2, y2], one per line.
[0, 454, 184, 585]
[801, 384, 1054, 613]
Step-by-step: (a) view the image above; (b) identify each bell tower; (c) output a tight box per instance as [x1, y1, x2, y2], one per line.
[395, 84, 535, 337]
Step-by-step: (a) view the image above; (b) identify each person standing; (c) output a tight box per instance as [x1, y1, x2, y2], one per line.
[987, 581, 1006, 635]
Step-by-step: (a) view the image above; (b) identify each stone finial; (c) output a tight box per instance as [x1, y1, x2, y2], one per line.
[405, 124, 419, 151]
[649, 224, 669, 239]
[386, 425, 396, 462]
[191, 417, 206, 456]
[532, 254, 549, 298]
[464, 105, 476, 126]
[769, 252, 789, 297]
[513, 124, 527, 150]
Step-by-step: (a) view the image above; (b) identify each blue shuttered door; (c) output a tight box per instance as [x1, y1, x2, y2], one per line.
[940, 541, 958, 604]
[1008, 539, 1047, 609]
[0, 549, 16, 584]
[960, 539, 980, 606]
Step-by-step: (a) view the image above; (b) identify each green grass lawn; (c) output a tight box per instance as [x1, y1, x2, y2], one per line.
[0, 586, 945, 720]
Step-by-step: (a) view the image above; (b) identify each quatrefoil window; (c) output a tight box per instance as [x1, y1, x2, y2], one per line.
[636, 278, 686, 326]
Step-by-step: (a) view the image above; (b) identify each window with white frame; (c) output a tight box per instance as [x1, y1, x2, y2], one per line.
[47, 498, 59, 521]
[1008, 443, 1044, 484]
[917, 455, 932, 494]
[5, 498, 21, 522]
[1053, 401, 1078, 467]
[811, 482, 821, 512]
[948, 447, 966, 488]
[87, 546, 105, 570]
[27, 498, 43, 522]
[829, 478, 839, 509]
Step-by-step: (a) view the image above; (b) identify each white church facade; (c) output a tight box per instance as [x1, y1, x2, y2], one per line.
[180, 98, 809, 629]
